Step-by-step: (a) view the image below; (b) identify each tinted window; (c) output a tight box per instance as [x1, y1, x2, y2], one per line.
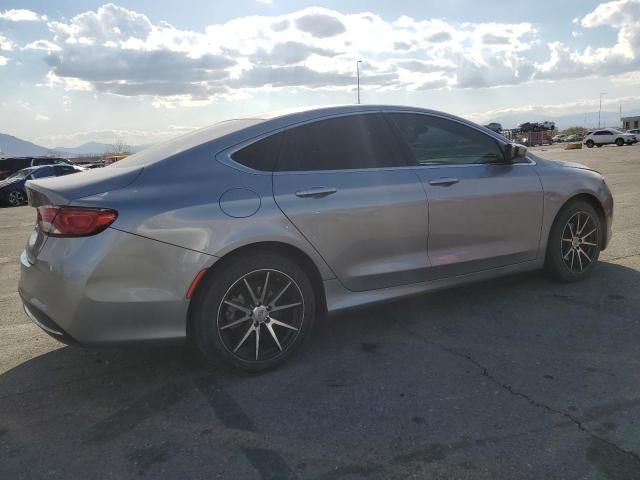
[54, 165, 78, 176]
[231, 132, 285, 171]
[389, 113, 505, 166]
[30, 167, 55, 178]
[276, 114, 402, 171]
[0, 158, 30, 171]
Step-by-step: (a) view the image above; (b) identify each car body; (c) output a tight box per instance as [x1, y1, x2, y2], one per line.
[552, 134, 567, 143]
[626, 129, 640, 135]
[583, 129, 637, 147]
[18, 105, 614, 370]
[564, 134, 582, 142]
[0, 164, 84, 206]
[0, 157, 73, 181]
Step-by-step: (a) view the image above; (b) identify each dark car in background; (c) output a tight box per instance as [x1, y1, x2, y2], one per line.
[0, 157, 74, 181]
[0, 164, 84, 206]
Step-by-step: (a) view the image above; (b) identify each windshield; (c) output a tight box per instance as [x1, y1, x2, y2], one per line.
[6, 169, 31, 180]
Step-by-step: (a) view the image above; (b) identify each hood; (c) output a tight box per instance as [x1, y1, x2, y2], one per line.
[0, 177, 21, 189]
[554, 160, 599, 173]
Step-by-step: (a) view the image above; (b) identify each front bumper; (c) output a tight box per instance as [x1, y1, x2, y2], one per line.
[18, 228, 216, 346]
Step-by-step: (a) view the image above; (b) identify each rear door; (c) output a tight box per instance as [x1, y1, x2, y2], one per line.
[272, 113, 430, 291]
[387, 112, 544, 279]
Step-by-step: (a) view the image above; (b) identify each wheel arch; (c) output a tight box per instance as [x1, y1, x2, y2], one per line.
[546, 192, 607, 258]
[186, 240, 328, 337]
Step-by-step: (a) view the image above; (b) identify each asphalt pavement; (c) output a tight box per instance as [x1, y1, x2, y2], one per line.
[1, 143, 640, 479]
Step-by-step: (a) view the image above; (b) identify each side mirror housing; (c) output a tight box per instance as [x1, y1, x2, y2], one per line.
[505, 143, 528, 162]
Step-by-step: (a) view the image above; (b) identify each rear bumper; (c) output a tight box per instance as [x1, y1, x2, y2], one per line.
[18, 229, 216, 346]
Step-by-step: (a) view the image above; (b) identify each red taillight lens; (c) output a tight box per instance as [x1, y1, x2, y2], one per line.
[37, 206, 118, 237]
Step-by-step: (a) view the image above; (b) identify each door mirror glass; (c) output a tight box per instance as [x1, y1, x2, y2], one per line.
[505, 143, 528, 161]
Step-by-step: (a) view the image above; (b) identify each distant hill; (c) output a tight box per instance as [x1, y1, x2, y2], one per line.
[0, 133, 49, 157]
[0, 133, 147, 157]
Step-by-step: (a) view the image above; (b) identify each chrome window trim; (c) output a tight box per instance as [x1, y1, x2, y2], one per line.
[216, 108, 536, 174]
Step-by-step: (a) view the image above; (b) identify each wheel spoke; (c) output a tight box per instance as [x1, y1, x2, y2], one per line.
[563, 248, 573, 260]
[268, 281, 291, 307]
[575, 214, 581, 235]
[255, 324, 260, 360]
[233, 324, 255, 352]
[583, 228, 597, 239]
[269, 317, 299, 331]
[259, 271, 270, 304]
[220, 315, 251, 330]
[578, 247, 592, 264]
[578, 215, 589, 235]
[266, 322, 282, 351]
[243, 278, 259, 306]
[224, 300, 251, 314]
[270, 302, 302, 313]
[581, 241, 597, 247]
[576, 248, 583, 271]
[562, 238, 573, 243]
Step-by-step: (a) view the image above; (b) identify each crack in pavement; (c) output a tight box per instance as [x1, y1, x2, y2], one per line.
[412, 332, 640, 467]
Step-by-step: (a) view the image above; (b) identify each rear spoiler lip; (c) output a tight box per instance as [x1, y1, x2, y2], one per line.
[25, 166, 144, 207]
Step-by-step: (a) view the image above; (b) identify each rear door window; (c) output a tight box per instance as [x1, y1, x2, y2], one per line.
[276, 114, 404, 171]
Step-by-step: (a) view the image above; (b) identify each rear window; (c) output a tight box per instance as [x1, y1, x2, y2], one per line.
[0, 158, 30, 171]
[276, 114, 403, 171]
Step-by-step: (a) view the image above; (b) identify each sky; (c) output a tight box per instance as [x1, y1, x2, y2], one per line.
[0, 0, 639, 148]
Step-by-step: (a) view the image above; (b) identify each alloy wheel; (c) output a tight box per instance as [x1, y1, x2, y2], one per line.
[216, 269, 304, 362]
[8, 191, 26, 206]
[560, 211, 599, 273]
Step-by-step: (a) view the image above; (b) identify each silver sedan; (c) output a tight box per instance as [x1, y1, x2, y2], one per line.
[19, 105, 613, 371]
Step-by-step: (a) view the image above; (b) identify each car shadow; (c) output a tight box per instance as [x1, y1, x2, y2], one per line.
[1, 260, 639, 478]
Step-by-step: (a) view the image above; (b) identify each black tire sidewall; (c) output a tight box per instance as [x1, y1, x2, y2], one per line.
[191, 252, 316, 372]
[586, 140, 594, 148]
[546, 201, 602, 282]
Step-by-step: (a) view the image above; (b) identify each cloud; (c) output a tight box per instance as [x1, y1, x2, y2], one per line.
[294, 12, 346, 38]
[0, 33, 12, 51]
[0, 55, 8, 66]
[14, 2, 639, 107]
[0, 9, 46, 22]
[35, 114, 50, 121]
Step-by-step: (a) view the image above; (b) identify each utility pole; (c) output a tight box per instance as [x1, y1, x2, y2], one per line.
[356, 60, 362, 104]
[598, 92, 607, 128]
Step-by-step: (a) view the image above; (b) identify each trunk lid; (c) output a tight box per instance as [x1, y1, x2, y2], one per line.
[23, 165, 143, 262]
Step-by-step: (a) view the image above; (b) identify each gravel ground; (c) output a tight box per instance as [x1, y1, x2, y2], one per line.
[1, 143, 640, 479]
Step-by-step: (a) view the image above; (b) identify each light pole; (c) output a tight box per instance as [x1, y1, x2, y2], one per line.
[356, 60, 362, 104]
[598, 92, 607, 128]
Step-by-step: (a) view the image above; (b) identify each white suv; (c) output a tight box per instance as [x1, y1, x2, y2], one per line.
[584, 129, 637, 148]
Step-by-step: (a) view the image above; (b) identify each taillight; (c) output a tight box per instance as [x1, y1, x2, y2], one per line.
[37, 206, 118, 237]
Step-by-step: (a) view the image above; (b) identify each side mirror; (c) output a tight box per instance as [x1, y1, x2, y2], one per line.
[505, 143, 528, 161]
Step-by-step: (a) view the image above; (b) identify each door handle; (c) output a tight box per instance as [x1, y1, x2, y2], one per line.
[428, 177, 459, 186]
[295, 187, 338, 198]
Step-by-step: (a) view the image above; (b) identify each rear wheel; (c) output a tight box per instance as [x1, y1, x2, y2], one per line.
[546, 201, 602, 282]
[585, 140, 594, 148]
[191, 253, 316, 372]
[7, 190, 26, 207]
[616, 138, 624, 147]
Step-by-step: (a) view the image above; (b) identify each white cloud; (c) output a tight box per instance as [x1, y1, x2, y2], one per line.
[0, 9, 46, 22]
[0, 33, 13, 50]
[0, 55, 8, 66]
[256, 0, 273, 4]
[15, 1, 638, 108]
[35, 113, 50, 121]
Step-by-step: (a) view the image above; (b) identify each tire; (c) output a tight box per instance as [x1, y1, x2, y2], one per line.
[191, 252, 316, 372]
[585, 140, 594, 148]
[7, 190, 26, 207]
[546, 200, 602, 282]
[616, 138, 624, 147]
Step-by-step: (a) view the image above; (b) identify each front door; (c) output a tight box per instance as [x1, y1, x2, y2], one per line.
[273, 113, 430, 292]
[387, 112, 544, 279]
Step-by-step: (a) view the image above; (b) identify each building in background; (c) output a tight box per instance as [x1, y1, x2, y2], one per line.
[622, 116, 640, 131]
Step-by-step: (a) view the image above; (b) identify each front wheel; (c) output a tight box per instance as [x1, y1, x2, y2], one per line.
[546, 201, 602, 282]
[7, 190, 26, 207]
[585, 140, 594, 148]
[191, 252, 316, 372]
[616, 138, 624, 147]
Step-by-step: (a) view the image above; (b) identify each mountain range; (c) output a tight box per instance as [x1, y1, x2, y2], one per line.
[0, 133, 146, 157]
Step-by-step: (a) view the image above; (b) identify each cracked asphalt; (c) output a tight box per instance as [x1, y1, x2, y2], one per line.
[2, 143, 640, 479]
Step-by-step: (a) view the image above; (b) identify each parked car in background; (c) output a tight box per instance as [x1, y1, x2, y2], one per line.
[564, 134, 582, 142]
[484, 122, 503, 133]
[0, 157, 74, 180]
[19, 105, 613, 372]
[552, 134, 567, 143]
[626, 129, 640, 135]
[583, 129, 637, 148]
[0, 164, 84, 206]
